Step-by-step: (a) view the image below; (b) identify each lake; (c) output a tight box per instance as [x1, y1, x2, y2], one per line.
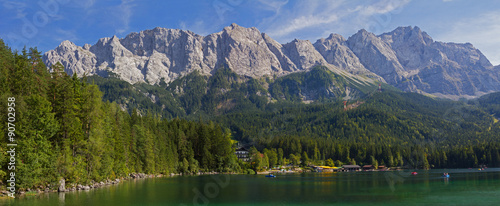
[2, 168, 500, 206]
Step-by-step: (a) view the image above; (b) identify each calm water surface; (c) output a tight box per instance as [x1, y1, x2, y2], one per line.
[2, 168, 500, 206]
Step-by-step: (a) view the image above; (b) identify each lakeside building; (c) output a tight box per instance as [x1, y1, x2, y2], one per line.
[312, 166, 341, 172]
[342, 165, 361, 172]
[235, 147, 250, 162]
[363, 165, 375, 171]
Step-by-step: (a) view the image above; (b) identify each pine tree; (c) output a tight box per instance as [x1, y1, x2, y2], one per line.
[302, 151, 309, 166]
[17, 95, 59, 189]
[277, 148, 284, 166]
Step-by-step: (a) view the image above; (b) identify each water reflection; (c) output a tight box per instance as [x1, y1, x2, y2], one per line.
[2, 168, 500, 206]
[58, 192, 65, 206]
[443, 177, 449, 185]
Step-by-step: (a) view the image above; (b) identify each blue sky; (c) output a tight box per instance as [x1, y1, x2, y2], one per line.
[1, 0, 500, 65]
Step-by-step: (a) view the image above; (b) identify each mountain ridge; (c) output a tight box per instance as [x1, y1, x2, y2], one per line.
[43, 24, 500, 99]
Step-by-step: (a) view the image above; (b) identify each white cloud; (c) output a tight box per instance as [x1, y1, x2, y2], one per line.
[256, 0, 288, 12]
[80, 0, 96, 9]
[355, 0, 408, 17]
[259, 0, 411, 43]
[179, 20, 210, 36]
[269, 14, 339, 37]
[54, 29, 78, 42]
[2, 0, 27, 19]
[115, 0, 135, 34]
[260, 0, 344, 39]
[70, 0, 96, 10]
[436, 11, 500, 65]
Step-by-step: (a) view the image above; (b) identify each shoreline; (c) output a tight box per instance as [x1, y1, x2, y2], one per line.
[0, 173, 162, 198]
[0, 171, 236, 198]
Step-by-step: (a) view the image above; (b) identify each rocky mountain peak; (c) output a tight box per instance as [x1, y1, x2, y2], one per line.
[352, 29, 372, 39]
[380, 26, 433, 46]
[313, 33, 382, 81]
[43, 24, 500, 98]
[347, 28, 405, 85]
[283, 39, 327, 70]
[55, 40, 77, 53]
[315, 33, 346, 47]
[59, 40, 76, 47]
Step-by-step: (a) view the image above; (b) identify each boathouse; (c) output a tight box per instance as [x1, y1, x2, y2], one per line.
[363, 165, 375, 171]
[342, 165, 361, 172]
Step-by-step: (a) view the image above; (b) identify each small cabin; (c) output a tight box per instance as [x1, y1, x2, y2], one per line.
[363, 165, 375, 171]
[342, 165, 361, 172]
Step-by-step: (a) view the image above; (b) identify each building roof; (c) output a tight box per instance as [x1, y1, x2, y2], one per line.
[363, 165, 374, 168]
[317, 166, 340, 169]
[343, 165, 361, 169]
[235, 147, 248, 152]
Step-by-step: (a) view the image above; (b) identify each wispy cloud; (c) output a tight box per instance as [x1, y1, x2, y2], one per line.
[260, 0, 343, 39]
[179, 20, 211, 35]
[260, 0, 410, 43]
[354, 0, 409, 17]
[78, 0, 96, 9]
[115, 0, 135, 34]
[255, 0, 289, 13]
[436, 11, 500, 65]
[269, 14, 339, 37]
[54, 29, 78, 42]
[2, 0, 28, 19]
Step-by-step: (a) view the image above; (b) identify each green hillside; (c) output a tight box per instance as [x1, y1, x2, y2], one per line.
[85, 64, 500, 169]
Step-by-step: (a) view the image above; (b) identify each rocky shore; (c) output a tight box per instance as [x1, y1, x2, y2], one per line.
[1, 171, 234, 198]
[0, 173, 161, 198]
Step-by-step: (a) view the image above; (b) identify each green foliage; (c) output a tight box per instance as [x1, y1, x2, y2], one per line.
[289, 153, 301, 166]
[326, 159, 335, 167]
[301, 151, 309, 166]
[270, 66, 352, 101]
[474, 92, 500, 119]
[263, 148, 278, 168]
[0, 42, 238, 191]
[245, 169, 256, 175]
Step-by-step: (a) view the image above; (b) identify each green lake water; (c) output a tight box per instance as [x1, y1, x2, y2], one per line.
[2, 168, 500, 206]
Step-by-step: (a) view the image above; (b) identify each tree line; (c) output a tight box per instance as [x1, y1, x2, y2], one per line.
[0, 40, 238, 191]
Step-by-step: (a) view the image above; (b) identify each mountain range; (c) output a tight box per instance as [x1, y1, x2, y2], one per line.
[43, 23, 500, 99]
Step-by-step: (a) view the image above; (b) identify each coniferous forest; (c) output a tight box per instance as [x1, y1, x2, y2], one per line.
[0, 40, 238, 191]
[1, 39, 500, 192]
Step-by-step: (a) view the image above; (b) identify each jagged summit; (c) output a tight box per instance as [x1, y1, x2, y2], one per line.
[43, 24, 500, 98]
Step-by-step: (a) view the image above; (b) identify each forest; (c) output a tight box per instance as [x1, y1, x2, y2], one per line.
[88, 59, 500, 170]
[0, 40, 238, 192]
[1, 38, 500, 192]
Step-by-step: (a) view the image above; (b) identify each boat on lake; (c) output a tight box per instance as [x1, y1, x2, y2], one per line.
[265, 174, 276, 178]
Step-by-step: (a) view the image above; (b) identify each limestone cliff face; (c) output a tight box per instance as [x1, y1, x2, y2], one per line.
[314, 33, 385, 82]
[43, 24, 500, 98]
[346, 29, 406, 85]
[44, 23, 367, 85]
[374, 26, 500, 97]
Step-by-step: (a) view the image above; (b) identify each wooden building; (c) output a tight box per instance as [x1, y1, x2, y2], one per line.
[363, 165, 375, 171]
[342, 165, 361, 172]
